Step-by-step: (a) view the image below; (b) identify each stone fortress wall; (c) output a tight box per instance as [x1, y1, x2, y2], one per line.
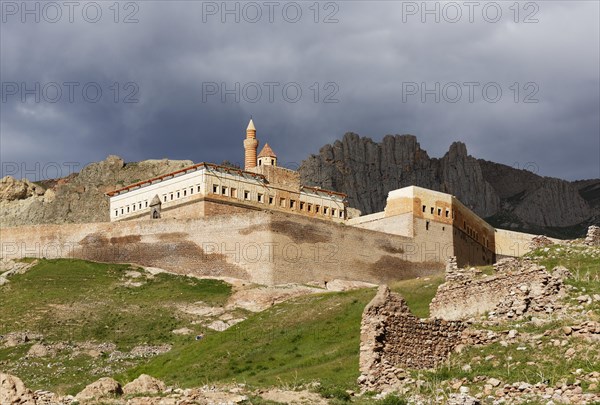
[1, 184, 557, 287]
[0, 211, 444, 286]
[350, 186, 498, 267]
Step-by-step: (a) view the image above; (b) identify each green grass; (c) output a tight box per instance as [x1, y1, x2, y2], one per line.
[526, 244, 600, 302]
[120, 289, 374, 390]
[411, 245, 600, 397]
[389, 273, 445, 318]
[421, 335, 600, 394]
[0, 259, 232, 394]
[8, 249, 596, 402]
[1, 260, 446, 397]
[119, 273, 445, 391]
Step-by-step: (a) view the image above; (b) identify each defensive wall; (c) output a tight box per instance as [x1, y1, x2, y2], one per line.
[349, 186, 551, 266]
[0, 211, 444, 286]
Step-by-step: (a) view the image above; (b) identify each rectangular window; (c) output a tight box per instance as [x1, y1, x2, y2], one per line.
[163, 195, 167, 202]
[213, 184, 218, 193]
[300, 202, 305, 210]
[222, 186, 228, 196]
[231, 188, 237, 198]
[121, 208, 124, 214]
[315, 205, 320, 213]
[183, 190, 187, 197]
[177, 191, 180, 198]
[426, 220, 430, 230]
[331, 208, 336, 216]
[437, 208, 441, 216]
[463, 220, 466, 229]
[258, 193, 264, 203]
[422, 205, 426, 213]
[139, 203, 142, 209]
[445, 209, 449, 218]
[170, 193, 174, 200]
[430, 207, 434, 214]
[133, 204, 135, 211]
[145, 201, 148, 208]
[244, 190, 250, 200]
[190, 187, 194, 195]
[339, 210, 343, 218]
[269, 196, 274, 205]
[115, 210, 118, 217]
[197, 186, 201, 193]
[290, 200, 296, 209]
[308, 204, 312, 212]
[280, 198, 286, 207]
[323, 207, 328, 215]
[127, 206, 130, 213]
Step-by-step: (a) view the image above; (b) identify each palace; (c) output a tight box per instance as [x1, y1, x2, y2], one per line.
[103, 119, 550, 271]
[107, 120, 348, 223]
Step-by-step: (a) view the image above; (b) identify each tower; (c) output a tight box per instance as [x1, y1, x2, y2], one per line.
[258, 143, 277, 167]
[243, 119, 258, 170]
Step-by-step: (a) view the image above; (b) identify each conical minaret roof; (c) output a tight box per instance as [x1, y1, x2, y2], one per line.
[247, 119, 256, 131]
[258, 143, 277, 158]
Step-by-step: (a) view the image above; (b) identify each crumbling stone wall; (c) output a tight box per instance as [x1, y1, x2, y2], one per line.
[358, 286, 464, 389]
[585, 225, 600, 246]
[430, 257, 563, 321]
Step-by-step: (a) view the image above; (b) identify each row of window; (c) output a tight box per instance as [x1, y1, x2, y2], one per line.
[421, 203, 491, 249]
[211, 184, 345, 218]
[422, 204, 454, 219]
[115, 200, 149, 217]
[114, 184, 203, 217]
[113, 182, 346, 219]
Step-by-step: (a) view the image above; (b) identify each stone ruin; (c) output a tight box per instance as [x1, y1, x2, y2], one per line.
[585, 225, 600, 246]
[430, 257, 565, 321]
[358, 285, 464, 390]
[528, 235, 554, 250]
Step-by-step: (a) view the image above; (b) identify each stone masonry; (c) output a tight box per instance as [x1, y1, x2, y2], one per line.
[430, 257, 564, 321]
[585, 225, 600, 246]
[358, 286, 464, 389]
[0, 211, 442, 286]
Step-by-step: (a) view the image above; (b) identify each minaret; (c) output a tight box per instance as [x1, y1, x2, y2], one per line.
[243, 119, 258, 170]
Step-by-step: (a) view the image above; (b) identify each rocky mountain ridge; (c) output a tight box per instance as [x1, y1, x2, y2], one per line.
[0, 155, 193, 227]
[1, 134, 597, 238]
[298, 133, 599, 238]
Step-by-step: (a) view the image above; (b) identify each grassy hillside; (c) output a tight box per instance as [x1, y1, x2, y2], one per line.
[4, 247, 597, 403]
[0, 259, 231, 394]
[0, 258, 444, 397]
[119, 274, 444, 393]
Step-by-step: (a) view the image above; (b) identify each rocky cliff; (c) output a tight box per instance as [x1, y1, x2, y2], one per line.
[0, 156, 193, 227]
[298, 133, 599, 238]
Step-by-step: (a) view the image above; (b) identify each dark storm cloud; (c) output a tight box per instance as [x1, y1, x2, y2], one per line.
[1, 1, 598, 181]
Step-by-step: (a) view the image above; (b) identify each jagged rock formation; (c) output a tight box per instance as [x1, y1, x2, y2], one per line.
[299, 133, 599, 238]
[0, 155, 193, 227]
[299, 133, 498, 217]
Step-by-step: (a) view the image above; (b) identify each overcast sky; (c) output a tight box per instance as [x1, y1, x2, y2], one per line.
[1, 0, 598, 182]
